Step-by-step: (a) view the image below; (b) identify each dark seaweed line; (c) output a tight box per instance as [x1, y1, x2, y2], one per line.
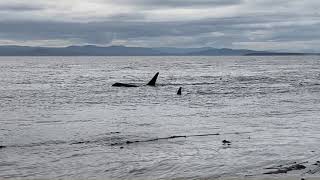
[1, 132, 247, 149]
[245, 161, 320, 177]
[110, 133, 220, 146]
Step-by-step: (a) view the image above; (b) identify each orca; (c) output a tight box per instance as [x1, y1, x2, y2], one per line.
[222, 140, 231, 145]
[146, 72, 159, 86]
[112, 72, 159, 87]
[177, 87, 182, 95]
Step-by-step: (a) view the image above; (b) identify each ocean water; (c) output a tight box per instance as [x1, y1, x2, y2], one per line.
[0, 56, 320, 179]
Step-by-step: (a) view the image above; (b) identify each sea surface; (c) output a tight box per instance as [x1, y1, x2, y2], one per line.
[0, 56, 320, 179]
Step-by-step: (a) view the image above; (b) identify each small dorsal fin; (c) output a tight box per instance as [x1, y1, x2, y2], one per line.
[146, 72, 159, 86]
[177, 87, 182, 95]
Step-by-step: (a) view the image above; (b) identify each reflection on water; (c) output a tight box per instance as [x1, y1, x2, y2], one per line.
[0, 56, 320, 179]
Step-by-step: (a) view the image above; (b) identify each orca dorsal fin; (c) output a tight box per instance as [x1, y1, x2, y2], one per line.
[177, 87, 182, 95]
[146, 72, 159, 86]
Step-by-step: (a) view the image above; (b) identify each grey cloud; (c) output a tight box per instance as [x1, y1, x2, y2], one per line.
[109, 0, 242, 8]
[0, 0, 320, 51]
[0, 21, 114, 44]
[0, 3, 45, 11]
[2, 14, 318, 48]
[107, 13, 146, 21]
[267, 24, 320, 42]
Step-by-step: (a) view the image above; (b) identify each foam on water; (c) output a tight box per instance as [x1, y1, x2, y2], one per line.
[0, 56, 320, 179]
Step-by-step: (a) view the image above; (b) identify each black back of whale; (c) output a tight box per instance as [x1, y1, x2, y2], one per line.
[111, 83, 138, 87]
[112, 72, 159, 87]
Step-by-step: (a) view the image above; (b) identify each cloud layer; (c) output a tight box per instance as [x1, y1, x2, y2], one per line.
[0, 0, 320, 52]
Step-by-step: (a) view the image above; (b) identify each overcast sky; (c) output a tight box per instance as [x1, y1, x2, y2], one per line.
[0, 0, 319, 52]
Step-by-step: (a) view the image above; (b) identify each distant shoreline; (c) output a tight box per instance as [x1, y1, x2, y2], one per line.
[0, 45, 318, 56]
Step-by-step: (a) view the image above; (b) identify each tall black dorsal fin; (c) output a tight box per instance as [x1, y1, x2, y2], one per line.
[177, 87, 182, 95]
[146, 72, 159, 86]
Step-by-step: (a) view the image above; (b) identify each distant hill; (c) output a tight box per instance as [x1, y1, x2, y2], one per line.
[0, 45, 164, 56]
[187, 48, 268, 56]
[0, 45, 318, 56]
[152, 47, 212, 54]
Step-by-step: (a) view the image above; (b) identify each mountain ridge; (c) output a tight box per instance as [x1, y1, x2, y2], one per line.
[0, 45, 318, 56]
